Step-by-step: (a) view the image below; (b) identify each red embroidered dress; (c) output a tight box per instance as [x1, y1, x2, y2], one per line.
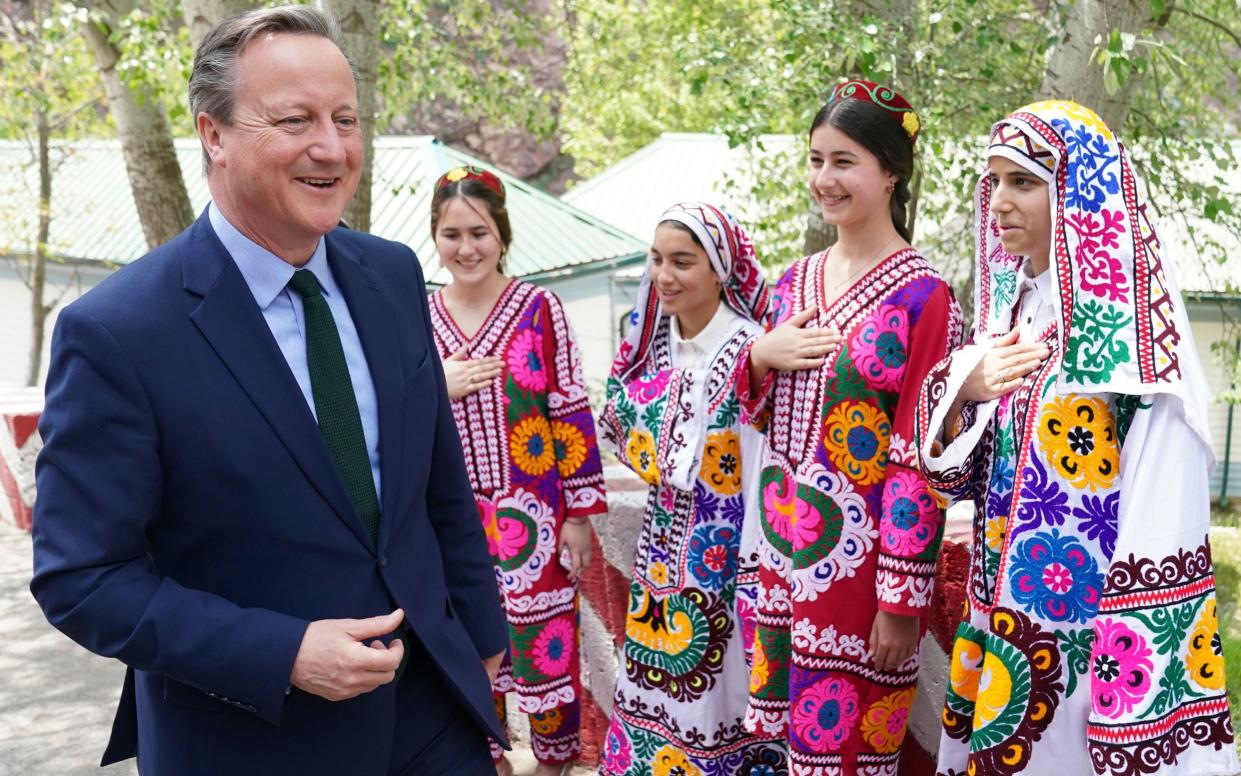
[429, 279, 607, 765]
[738, 249, 962, 775]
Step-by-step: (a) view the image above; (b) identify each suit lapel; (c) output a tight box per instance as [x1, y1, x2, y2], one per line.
[182, 213, 374, 551]
[326, 233, 406, 551]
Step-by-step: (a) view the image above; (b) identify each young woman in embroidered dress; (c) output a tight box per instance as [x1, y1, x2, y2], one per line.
[428, 165, 607, 776]
[599, 202, 787, 776]
[736, 81, 962, 775]
[916, 101, 1237, 776]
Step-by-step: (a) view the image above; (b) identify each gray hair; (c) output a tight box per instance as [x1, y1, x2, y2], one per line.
[189, 4, 357, 174]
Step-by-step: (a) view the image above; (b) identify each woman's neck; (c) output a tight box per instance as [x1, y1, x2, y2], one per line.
[445, 272, 509, 307]
[831, 214, 904, 266]
[676, 296, 721, 342]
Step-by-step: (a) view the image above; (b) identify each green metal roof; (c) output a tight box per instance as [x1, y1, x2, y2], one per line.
[0, 136, 647, 285]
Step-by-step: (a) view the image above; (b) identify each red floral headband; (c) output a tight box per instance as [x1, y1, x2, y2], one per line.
[434, 165, 506, 199]
[829, 79, 921, 142]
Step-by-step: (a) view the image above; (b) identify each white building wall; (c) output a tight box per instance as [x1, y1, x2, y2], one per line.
[0, 262, 100, 387]
[1188, 300, 1241, 499]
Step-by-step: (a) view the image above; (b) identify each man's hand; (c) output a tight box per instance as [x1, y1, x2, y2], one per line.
[290, 609, 406, 701]
[483, 649, 505, 685]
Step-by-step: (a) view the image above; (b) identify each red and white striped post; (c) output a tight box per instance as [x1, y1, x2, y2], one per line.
[0, 386, 42, 533]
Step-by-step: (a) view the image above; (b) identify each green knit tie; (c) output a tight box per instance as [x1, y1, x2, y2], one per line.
[288, 269, 380, 542]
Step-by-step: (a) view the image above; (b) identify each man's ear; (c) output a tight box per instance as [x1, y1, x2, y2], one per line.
[196, 112, 226, 168]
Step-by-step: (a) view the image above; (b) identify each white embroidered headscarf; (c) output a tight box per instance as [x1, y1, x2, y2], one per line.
[975, 100, 1212, 448]
[610, 202, 769, 384]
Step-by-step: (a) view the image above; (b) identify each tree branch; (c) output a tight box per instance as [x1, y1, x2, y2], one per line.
[1172, 6, 1241, 48]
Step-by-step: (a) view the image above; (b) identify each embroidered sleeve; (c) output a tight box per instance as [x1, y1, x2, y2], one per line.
[877, 284, 962, 617]
[541, 292, 607, 520]
[600, 365, 704, 491]
[915, 334, 998, 505]
[1085, 394, 1237, 773]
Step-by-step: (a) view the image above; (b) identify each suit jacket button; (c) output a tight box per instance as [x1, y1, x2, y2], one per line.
[380, 555, 388, 567]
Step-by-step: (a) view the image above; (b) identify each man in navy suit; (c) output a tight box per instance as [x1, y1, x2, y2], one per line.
[29, 6, 508, 773]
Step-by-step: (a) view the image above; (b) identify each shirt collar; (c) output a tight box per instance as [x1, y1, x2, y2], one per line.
[668, 300, 741, 352]
[209, 202, 332, 310]
[1020, 257, 1054, 306]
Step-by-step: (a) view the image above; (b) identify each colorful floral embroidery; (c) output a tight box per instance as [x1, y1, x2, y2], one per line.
[823, 401, 891, 485]
[1037, 396, 1119, 491]
[750, 637, 770, 694]
[1187, 599, 1226, 691]
[603, 723, 633, 773]
[1073, 491, 1119, 559]
[512, 415, 556, 476]
[985, 515, 1007, 553]
[791, 676, 860, 752]
[966, 608, 1064, 775]
[880, 469, 939, 557]
[624, 585, 729, 702]
[1090, 618, 1153, 718]
[1067, 209, 1130, 303]
[488, 503, 533, 565]
[626, 429, 660, 485]
[627, 370, 671, 403]
[942, 621, 985, 742]
[506, 329, 547, 391]
[550, 419, 589, 478]
[532, 616, 576, 677]
[860, 688, 914, 753]
[699, 430, 742, 495]
[651, 745, 703, 776]
[530, 707, 564, 735]
[1010, 529, 1104, 624]
[850, 304, 910, 391]
[687, 524, 739, 591]
[761, 468, 823, 553]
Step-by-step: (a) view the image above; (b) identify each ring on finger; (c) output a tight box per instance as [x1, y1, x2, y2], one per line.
[999, 368, 1008, 383]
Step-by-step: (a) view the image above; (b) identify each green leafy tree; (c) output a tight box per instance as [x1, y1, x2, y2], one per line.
[0, 0, 106, 384]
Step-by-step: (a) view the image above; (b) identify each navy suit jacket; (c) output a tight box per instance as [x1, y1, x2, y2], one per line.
[30, 211, 508, 774]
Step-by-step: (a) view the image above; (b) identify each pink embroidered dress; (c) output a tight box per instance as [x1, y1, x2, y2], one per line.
[737, 248, 962, 775]
[429, 279, 607, 765]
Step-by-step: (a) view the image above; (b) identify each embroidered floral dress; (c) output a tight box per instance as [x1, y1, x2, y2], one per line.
[738, 248, 962, 775]
[429, 279, 607, 765]
[599, 203, 786, 776]
[917, 101, 1237, 776]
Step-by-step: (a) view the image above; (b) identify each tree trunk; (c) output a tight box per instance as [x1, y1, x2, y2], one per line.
[81, 0, 194, 249]
[180, 0, 251, 53]
[27, 107, 53, 387]
[318, 0, 379, 233]
[802, 205, 837, 256]
[1039, 0, 1174, 131]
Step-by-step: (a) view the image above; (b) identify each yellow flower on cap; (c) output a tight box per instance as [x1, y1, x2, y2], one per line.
[445, 167, 469, 182]
[902, 111, 920, 138]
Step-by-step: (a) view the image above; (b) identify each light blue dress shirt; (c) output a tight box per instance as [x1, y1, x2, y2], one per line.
[209, 203, 382, 499]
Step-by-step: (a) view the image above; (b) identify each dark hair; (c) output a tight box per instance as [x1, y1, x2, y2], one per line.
[657, 219, 706, 249]
[430, 178, 513, 272]
[810, 97, 915, 242]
